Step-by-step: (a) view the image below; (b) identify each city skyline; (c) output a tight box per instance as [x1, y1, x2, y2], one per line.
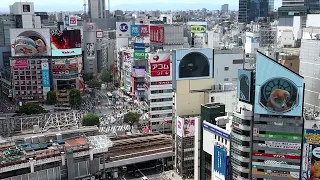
[0, 0, 282, 12]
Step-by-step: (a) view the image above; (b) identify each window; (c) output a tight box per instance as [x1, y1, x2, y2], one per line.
[151, 106, 172, 111]
[151, 98, 173, 102]
[151, 89, 173, 94]
[224, 67, 229, 71]
[224, 78, 229, 81]
[211, 97, 214, 102]
[233, 59, 244, 64]
[232, 78, 237, 81]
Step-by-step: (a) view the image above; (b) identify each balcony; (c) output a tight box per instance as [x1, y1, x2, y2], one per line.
[233, 108, 253, 120]
[231, 132, 251, 142]
[232, 143, 250, 152]
[231, 154, 250, 163]
[232, 122, 251, 131]
[231, 163, 250, 173]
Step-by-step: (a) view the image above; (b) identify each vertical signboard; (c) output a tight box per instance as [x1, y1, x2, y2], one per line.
[213, 145, 228, 180]
[131, 24, 140, 37]
[96, 31, 103, 39]
[116, 22, 131, 38]
[86, 43, 95, 59]
[150, 25, 164, 43]
[149, 53, 170, 77]
[176, 116, 183, 137]
[140, 25, 149, 36]
[64, 15, 69, 27]
[133, 43, 145, 59]
[69, 15, 77, 26]
[41, 61, 50, 99]
[184, 118, 195, 137]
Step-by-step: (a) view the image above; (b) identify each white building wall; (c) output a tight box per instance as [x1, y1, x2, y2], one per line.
[207, 31, 222, 49]
[214, 53, 244, 85]
[293, 16, 302, 40]
[22, 15, 33, 28]
[306, 14, 320, 28]
[209, 91, 237, 113]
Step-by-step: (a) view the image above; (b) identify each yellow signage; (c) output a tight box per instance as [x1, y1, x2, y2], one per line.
[191, 25, 206, 33]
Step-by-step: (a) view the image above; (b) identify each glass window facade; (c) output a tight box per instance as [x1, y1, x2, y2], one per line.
[238, 0, 274, 23]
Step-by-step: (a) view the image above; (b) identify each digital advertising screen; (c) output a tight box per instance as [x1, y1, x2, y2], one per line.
[254, 52, 304, 117]
[50, 29, 81, 56]
[10, 28, 51, 56]
[149, 53, 170, 77]
[173, 48, 213, 81]
[237, 69, 252, 102]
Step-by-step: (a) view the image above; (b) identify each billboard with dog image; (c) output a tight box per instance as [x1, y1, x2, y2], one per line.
[254, 52, 304, 117]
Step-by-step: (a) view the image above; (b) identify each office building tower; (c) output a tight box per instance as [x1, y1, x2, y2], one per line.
[305, 0, 320, 11]
[238, 0, 274, 24]
[221, 4, 229, 13]
[231, 51, 304, 179]
[0, 15, 15, 46]
[282, 0, 304, 6]
[88, 0, 106, 19]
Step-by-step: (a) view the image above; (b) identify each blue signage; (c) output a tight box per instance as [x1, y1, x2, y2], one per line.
[65, 15, 69, 26]
[41, 62, 50, 89]
[131, 25, 141, 37]
[203, 124, 230, 139]
[119, 23, 129, 32]
[214, 145, 228, 179]
[134, 43, 145, 50]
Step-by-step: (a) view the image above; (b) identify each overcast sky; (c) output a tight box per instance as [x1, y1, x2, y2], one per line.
[0, 0, 282, 12]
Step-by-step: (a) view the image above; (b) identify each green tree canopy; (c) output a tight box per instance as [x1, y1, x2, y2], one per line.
[19, 103, 46, 115]
[46, 91, 57, 105]
[82, 114, 100, 126]
[87, 79, 101, 89]
[69, 88, 82, 108]
[83, 73, 94, 82]
[123, 112, 141, 130]
[101, 71, 112, 83]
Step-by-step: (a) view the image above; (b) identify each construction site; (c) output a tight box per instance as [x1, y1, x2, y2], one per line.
[0, 111, 174, 180]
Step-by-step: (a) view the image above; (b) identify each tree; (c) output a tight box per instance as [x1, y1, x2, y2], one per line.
[46, 91, 57, 105]
[19, 103, 46, 115]
[87, 79, 101, 89]
[69, 88, 82, 108]
[82, 114, 100, 126]
[101, 71, 112, 83]
[123, 112, 141, 131]
[83, 73, 94, 82]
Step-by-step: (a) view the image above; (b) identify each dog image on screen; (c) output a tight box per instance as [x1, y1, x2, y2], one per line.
[266, 89, 290, 112]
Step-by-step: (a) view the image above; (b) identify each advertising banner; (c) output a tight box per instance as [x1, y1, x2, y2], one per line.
[203, 123, 230, 139]
[140, 25, 149, 36]
[213, 145, 228, 180]
[69, 15, 77, 26]
[252, 152, 300, 160]
[131, 24, 140, 37]
[116, 22, 131, 38]
[155, 81, 172, 85]
[50, 29, 81, 56]
[134, 43, 145, 50]
[12, 59, 28, 69]
[64, 15, 69, 26]
[304, 144, 320, 179]
[254, 52, 304, 117]
[184, 118, 195, 137]
[86, 43, 95, 59]
[150, 25, 164, 43]
[237, 69, 251, 102]
[252, 162, 300, 169]
[41, 61, 50, 98]
[176, 116, 183, 137]
[87, 23, 94, 31]
[96, 31, 103, 39]
[134, 50, 145, 59]
[305, 129, 320, 144]
[150, 53, 170, 77]
[10, 28, 51, 56]
[260, 132, 302, 140]
[252, 169, 299, 178]
[132, 68, 145, 77]
[258, 141, 301, 150]
[52, 63, 78, 76]
[174, 48, 213, 80]
[191, 25, 207, 33]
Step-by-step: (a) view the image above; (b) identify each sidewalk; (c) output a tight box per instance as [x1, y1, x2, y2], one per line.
[162, 170, 193, 180]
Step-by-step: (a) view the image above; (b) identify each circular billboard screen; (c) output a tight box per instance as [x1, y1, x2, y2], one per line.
[259, 77, 298, 113]
[178, 52, 209, 78]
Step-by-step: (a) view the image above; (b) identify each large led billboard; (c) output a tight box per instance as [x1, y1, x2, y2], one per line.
[254, 52, 304, 117]
[173, 48, 213, 81]
[303, 129, 320, 179]
[237, 69, 252, 102]
[50, 29, 81, 56]
[10, 28, 51, 56]
[213, 145, 228, 180]
[149, 53, 170, 77]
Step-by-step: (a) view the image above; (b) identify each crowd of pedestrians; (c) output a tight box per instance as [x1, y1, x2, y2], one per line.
[0, 99, 17, 113]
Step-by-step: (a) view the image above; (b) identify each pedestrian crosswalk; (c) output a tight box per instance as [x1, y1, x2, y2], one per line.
[99, 125, 130, 133]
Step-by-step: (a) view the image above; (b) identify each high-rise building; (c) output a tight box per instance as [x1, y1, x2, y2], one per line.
[305, 0, 320, 11]
[231, 51, 305, 179]
[221, 4, 229, 13]
[282, 0, 304, 6]
[88, 0, 106, 19]
[238, 0, 274, 24]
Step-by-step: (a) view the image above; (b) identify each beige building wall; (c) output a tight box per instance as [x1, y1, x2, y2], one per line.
[175, 79, 213, 116]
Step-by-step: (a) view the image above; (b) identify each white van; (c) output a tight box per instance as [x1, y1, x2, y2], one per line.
[141, 177, 148, 180]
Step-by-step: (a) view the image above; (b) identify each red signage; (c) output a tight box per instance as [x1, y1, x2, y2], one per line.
[150, 53, 170, 77]
[69, 16, 77, 25]
[156, 81, 172, 85]
[252, 152, 300, 160]
[150, 25, 164, 43]
[232, 122, 240, 127]
[140, 25, 149, 36]
[53, 64, 77, 74]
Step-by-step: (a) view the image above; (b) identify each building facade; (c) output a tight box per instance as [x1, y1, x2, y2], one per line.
[238, 0, 274, 24]
[88, 0, 106, 19]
